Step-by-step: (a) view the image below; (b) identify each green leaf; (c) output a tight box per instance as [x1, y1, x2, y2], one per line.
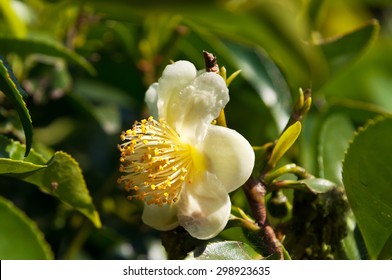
[0, 158, 44, 174]
[0, 55, 33, 156]
[277, 178, 336, 194]
[0, 0, 26, 37]
[378, 233, 392, 260]
[321, 42, 392, 113]
[300, 178, 336, 194]
[0, 36, 96, 75]
[224, 42, 292, 130]
[269, 121, 301, 167]
[0, 196, 53, 259]
[224, 43, 292, 129]
[318, 19, 379, 74]
[24, 151, 101, 227]
[343, 116, 392, 259]
[0, 136, 47, 164]
[186, 241, 261, 260]
[318, 114, 355, 186]
[0, 138, 101, 228]
[317, 114, 360, 258]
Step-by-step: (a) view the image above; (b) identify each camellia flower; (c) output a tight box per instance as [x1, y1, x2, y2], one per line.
[118, 60, 254, 240]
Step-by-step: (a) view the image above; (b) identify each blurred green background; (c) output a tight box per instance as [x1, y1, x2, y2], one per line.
[1, 0, 392, 259]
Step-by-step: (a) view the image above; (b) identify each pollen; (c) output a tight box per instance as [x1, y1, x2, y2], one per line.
[118, 116, 198, 206]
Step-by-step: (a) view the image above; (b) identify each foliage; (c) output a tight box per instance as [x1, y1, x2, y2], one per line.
[0, 0, 391, 259]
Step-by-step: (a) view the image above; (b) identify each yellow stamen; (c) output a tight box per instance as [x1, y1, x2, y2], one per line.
[117, 116, 206, 206]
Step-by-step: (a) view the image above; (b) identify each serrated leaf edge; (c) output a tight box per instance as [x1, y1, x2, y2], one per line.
[342, 115, 391, 179]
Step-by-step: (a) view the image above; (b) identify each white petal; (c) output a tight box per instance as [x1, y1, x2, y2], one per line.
[156, 61, 197, 125]
[142, 203, 179, 231]
[201, 125, 255, 193]
[173, 72, 229, 143]
[177, 173, 231, 240]
[145, 83, 159, 119]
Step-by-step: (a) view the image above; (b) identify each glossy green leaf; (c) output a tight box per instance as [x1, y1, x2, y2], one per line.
[0, 138, 101, 228]
[0, 136, 47, 164]
[0, 55, 33, 156]
[224, 42, 292, 130]
[0, 36, 96, 75]
[319, 19, 379, 74]
[186, 241, 261, 260]
[276, 178, 335, 194]
[0, 196, 53, 259]
[23, 152, 101, 228]
[0, 159, 44, 174]
[343, 116, 392, 259]
[321, 41, 392, 113]
[269, 121, 301, 167]
[300, 178, 336, 194]
[318, 114, 355, 186]
[317, 114, 359, 258]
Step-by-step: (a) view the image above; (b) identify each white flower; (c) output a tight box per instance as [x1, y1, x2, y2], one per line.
[118, 60, 254, 240]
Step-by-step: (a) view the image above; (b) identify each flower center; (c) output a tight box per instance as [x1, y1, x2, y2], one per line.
[118, 116, 205, 206]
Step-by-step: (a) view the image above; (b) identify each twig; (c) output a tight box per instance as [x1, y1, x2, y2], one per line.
[243, 176, 283, 258]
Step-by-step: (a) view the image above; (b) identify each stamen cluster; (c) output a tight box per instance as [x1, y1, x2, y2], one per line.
[118, 116, 192, 206]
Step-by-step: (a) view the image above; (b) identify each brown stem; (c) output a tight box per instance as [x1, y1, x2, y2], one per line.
[241, 89, 312, 259]
[243, 176, 283, 259]
[243, 177, 267, 226]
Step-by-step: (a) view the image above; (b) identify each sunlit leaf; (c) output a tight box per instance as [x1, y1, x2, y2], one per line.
[0, 158, 43, 174]
[318, 114, 363, 258]
[343, 116, 392, 259]
[276, 178, 335, 194]
[0, 196, 53, 259]
[318, 114, 355, 186]
[186, 241, 261, 260]
[317, 114, 362, 257]
[0, 138, 101, 228]
[24, 152, 101, 228]
[0, 55, 33, 156]
[269, 121, 301, 167]
[0, 0, 26, 37]
[318, 19, 379, 75]
[321, 41, 392, 113]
